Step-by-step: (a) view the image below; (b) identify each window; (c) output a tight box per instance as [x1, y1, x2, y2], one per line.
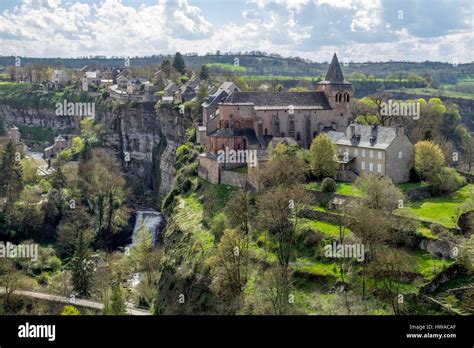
[361, 149, 366, 157]
[398, 151, 403, 159]
[369, 162, 374, 172]
[377, 163, 382, 173]
[361, 161, 365, 170]
[370, 150, 374, 158]
[354, 148, 358, 156]
[378, 151, 382, 160]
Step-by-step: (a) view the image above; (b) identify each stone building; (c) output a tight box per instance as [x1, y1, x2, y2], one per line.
[197, 53, 355, 189]
[328, 124, 413, 183]
[7, 126, 21, 145]
[202, 53, 353, 153]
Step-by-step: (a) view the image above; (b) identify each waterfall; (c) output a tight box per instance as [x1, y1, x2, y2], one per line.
[131, 210, 164, 245]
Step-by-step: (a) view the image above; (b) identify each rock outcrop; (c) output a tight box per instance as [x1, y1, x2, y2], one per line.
[0, 101, 192, 198]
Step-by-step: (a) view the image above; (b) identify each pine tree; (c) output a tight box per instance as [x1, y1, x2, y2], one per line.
[172, 52, 186, 75]
[0, 141, 23, 203]
[104, 282, 127, 315]
[51, 166, 67, 190]
[70, 228, 95, 297]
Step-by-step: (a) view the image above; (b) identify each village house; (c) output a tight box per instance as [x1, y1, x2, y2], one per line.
[44, 134, 68, 162]
[51, 70, 69, 89]
[328, 124, 413, 183]
[7, 126, 21, 145]
[82, 70, 101, 92]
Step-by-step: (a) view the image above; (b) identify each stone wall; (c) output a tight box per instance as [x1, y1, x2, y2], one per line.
[458, 170, 474, 183]
[198, 155, 220, 184]
[220, 170, 247, 187]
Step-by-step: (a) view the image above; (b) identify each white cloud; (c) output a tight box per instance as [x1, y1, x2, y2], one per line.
[0, 0, 472, 62]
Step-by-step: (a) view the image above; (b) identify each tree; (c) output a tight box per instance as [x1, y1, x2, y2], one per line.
[414, 140, 445, 179]
[0, 259, 21, 310]
[128, 221, 161, 287]
[0, 141, 23, 204]
[368, 247, 412, 315]
[321, 177, 336, 193]
[199, 64, 210, 80]
[355, 174, 404, 212]
[60, 305, 80, 315]
[172, 52, 186, 75]
[68, 209, 95, 297]
[225, 189, 254, 235]
[104, 282, 127, 315]
[78, 149, 128, 250]
[51, 166, 67, 190]
[209, 228, 249, 313]
[160, 59, 171, 78]
[310, 133, 338, 179]
[260, 143, 307, 189]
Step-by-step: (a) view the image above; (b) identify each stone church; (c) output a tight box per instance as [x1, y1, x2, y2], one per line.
[199, 53, 353, 152]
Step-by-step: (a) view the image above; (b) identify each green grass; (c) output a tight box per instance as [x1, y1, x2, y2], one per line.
[293, 258, 341, 279]
[306, 181, 363, 197]
[174, 193, 214, 252]
[412, 251, 454, 280]
[397, 181, 429, 191]
[298, 218, 350, 238]
[396, 184, 473, 228]
[416, 225, 439, 240]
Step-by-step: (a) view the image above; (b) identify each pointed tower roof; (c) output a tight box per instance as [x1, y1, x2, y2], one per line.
[325, 53, 344, 83]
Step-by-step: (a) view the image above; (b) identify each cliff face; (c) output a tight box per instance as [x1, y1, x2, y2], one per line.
[0, 101, 192, 198]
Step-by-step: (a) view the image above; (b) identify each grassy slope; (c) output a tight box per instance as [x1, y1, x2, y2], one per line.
[396, 184, 473, 228]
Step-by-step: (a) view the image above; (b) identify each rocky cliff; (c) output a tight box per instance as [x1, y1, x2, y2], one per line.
[0, 101, 192, 198]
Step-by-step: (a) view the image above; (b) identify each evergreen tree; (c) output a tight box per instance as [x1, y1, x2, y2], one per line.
[0, 141, 23, 204]
[104, 282, 127, 315]
[70, 228, 95, 297]
[51, 166, 67, 190]
[172, 52, 186, 75]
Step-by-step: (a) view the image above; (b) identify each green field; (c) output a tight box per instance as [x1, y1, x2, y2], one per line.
[298, 218, 350, 238]
[396, 184, 473, 228]
[306, 181, 363, 197]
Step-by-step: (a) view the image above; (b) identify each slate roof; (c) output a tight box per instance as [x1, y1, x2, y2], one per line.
[325, 53, 344, 83]
[335, 124, 398, 150]
[223, 91, 331, 109]
[208, 128, 259, 145]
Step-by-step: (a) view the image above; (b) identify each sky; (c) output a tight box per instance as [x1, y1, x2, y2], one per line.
[0, 0, 472, 62]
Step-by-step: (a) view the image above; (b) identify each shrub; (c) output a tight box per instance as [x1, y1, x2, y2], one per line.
[428, 167, 466, 194]
[37, 272, 50, 286]
[47, 256, 62, 272]
[321, 177, 336, 193]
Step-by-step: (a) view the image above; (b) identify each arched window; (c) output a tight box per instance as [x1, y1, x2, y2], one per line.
[344, 93, 350, 102]
[264, 128, 268, 135]
[296, 132, 301, 141]
[335, 93, 342, 102]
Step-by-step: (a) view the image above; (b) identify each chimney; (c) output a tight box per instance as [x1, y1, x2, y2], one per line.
[396, 126, 404, 136]
[349, 124, 356, 138]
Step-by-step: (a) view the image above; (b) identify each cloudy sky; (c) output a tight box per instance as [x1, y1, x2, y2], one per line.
[0, 0, 472, 62]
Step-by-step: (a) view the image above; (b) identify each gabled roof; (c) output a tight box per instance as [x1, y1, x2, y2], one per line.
[325, 53, 344, 83]
[335, 124, 399, 150]
[223, 92, 331, 109]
